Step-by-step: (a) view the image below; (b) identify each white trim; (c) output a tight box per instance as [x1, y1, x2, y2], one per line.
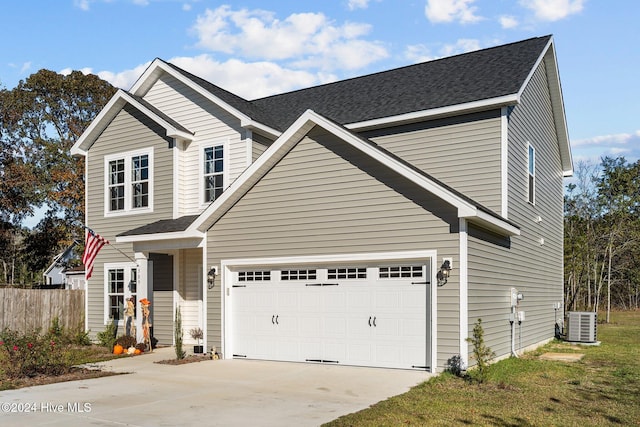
[117, 231, 203, 244]
[199, 139, 230, 209]
[71, 89, 193, 156]
[527, 142, 536, 205]
[245, 130, 253, 167]
[190, 110, 518, 237]
[103, 147, 155, 217]
[459, 219, 469, 370]
[202, 235, 209, 355]
[130, 59, 281, 140]
[500, 107, 509, 218]
[103, 261, 137, 325]
[221, 250, 437, 370]
[172, 139, 180, 219]
[346, 94, 519, 131]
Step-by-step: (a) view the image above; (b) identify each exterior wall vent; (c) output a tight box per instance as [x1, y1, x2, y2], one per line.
[566, 311, 597, 343]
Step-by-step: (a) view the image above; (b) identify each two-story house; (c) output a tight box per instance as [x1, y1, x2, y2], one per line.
[71, 35, 572, 372]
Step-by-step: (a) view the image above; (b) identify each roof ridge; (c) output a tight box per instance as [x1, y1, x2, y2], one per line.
[252, 35, 552, 102]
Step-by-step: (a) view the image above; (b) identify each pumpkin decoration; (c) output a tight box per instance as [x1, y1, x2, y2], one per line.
[134, 348, 142, 355]
[113, 344, 124, 355]
[127, 346, 136, 355]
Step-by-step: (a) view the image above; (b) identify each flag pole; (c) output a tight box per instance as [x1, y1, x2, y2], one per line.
[83, 226, 137, 264]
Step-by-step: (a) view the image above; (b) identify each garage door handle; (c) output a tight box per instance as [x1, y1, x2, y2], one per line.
[368, 316, 372, 327]
[373, 316, 377, 327]
[275, 315, 279, 325]
[272, 315, 275, 325]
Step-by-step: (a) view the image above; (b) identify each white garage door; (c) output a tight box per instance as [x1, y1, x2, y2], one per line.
[231, 263, 430, 370]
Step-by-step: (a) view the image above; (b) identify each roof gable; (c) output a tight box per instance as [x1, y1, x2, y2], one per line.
[188, 109, 520, 237]
[71, 89, 193, 156]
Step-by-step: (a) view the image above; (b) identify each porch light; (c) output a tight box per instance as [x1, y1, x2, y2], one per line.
[437, 259, 452, 287]
[207, 267, 217, 289]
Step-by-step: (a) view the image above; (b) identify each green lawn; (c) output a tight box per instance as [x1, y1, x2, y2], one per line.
[325, 311, 640, 426]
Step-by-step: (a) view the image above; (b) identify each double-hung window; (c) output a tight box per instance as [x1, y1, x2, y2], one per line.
[203, 145, 224, 203]
[527, 143, 536, 204]
[104, 263, 138, 323]
[105, 149, 153, 215]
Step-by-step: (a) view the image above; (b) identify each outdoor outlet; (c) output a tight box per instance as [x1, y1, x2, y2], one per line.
[517, 311, 525, 322]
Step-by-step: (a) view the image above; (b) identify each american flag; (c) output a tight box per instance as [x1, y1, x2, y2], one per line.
[82, 229, 109, 279]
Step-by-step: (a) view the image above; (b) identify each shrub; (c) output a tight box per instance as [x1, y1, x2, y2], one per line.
[135, 342, 146, 352]
[465, 318, 495, 383]
[174, 306, 186, 360]
[97, 320, 118, 351]
[0, 328, 66, 378]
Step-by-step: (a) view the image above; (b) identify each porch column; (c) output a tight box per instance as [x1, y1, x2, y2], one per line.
[135, 252, 149, 343]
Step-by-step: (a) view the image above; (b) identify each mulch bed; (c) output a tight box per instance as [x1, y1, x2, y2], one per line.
[154, 354, 212, 365]
[4, 368, 121, 390]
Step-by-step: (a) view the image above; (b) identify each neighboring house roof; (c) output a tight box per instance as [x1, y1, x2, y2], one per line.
[71, 89, 194, 156]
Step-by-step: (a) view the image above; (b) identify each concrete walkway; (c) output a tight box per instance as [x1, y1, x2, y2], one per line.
[0, 348, 432, 426]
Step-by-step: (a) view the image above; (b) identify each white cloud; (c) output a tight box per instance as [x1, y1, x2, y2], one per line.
[499, 15, 519, 29]
[190, 6, 388, 71]
[572, 131, 640, 147]
[348, 0, 369, 10]
[425, 0, 482, 24]
[405, 38, 483, 63]
[66, 55, 330, 99]
[520, 0, 585, 21]
[74, 0, 91, 11]
[59, 63, 151, 90]
[182, 3, 191, 11]
[404, 44, 435, 63]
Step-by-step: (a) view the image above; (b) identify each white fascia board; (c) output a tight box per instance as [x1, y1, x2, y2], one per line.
[115, 229, 204, 244]
[132, 60, 281, 139]
[190, 109, 512, 235]
[70, 89, 193, 156]
[517, 37, 573, 177]
[464, 209, 521, 236]
[310, 111, 476, 213]
[190, 112, 317, 232]
[221, 250, 438, 268]
[345, 94, 519, 131]
[118, 91, 193, 141]
[71, 90, 127, 156]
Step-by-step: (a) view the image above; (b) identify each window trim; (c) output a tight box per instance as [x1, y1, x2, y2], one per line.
[199, 140, 229, 207]
[104, 262, 137, 324]
[104, 148, 154, 216]
[527, 142, 536, 205]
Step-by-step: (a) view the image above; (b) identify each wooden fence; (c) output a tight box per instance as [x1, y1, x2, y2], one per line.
[0, 288, 85, 333]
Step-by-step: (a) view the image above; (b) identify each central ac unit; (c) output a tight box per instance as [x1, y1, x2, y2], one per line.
[566, 311, 597, 343]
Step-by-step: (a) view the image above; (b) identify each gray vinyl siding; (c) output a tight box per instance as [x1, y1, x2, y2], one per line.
[152, 291, 173, 346]
[468, 59, 564, 360]
[85, 104, 174, 339]
[143, 74, 246, 215]
[205, 127, 461, 369]
[366, 111, 503, 214]
[251, 133, 273, 161]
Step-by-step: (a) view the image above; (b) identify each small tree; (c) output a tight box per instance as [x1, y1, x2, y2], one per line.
[174, 306, 186, 360]
[466, 318, 495, 383]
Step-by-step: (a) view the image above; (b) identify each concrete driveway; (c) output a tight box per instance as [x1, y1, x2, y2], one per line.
[0, 347, 432, 426]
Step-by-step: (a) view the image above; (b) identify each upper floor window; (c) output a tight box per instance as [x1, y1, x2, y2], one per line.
[527, 143, 535, 204]
[203, 145, 224, 203]
[104, 149, 153, 215]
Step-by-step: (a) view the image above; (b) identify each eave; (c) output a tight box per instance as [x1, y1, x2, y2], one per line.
[71, 89, 194, 157]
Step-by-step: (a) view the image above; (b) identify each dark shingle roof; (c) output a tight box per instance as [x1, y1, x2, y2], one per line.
[165, 36, 550, 132]
[117, 215, 199, 237]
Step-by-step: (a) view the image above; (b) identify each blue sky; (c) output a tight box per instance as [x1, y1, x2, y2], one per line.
[2, 0, 638, 165]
